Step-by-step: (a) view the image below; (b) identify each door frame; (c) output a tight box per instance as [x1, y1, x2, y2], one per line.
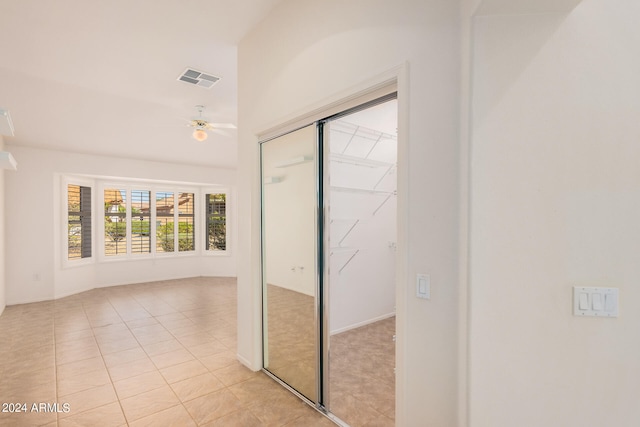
[254, 63, 409, 421]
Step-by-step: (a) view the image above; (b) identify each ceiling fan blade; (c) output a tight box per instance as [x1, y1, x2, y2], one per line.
[210, 128, 231, 137]
[209, 123, 236, 129]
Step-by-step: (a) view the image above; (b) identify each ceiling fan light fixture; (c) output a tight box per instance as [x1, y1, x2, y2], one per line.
[193, 128, 208, 141]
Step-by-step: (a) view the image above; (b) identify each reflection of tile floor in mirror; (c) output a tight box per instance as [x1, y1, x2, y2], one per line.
[264, 284, 395, 426]
[264, 285, 317, 402]
[0, 277, 335, 426]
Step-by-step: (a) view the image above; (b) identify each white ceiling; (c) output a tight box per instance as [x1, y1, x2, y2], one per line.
[0, 0, 282, 168]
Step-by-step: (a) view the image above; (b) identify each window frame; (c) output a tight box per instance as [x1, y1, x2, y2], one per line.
[154, 190, 175, 256]
[103, 186, 129, 258]
[203, 188, 231, 256]
[131, 189, 152, 255]
[154, 190, 198, 257]
[177, 192, 196, 253]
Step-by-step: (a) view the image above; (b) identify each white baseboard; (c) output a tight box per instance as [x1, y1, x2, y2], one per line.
[330, 311, 396, 335]
[237, 353, 260, 372]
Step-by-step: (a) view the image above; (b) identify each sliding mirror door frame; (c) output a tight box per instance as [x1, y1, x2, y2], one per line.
[259, 88, 399, 425]
[260, 123, 325, 407]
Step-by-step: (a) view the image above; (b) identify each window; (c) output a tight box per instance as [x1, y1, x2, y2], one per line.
[206, 193, 226, 251]
[68, 184, 92, 260]
[104, 188, 127, 256]
[178, 192, 195, 252]
[131, 190, 151, 254]
[156, 191, 174, 253]
[62, 179, 219, 262]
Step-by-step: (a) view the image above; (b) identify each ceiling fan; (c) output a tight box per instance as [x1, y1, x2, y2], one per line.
[188, 105, 236, 141]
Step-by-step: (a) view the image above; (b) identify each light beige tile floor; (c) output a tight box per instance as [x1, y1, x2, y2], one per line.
[264, 285, 317, 401]
[263, 285, 395, 427]
[0, 277, 334, 427]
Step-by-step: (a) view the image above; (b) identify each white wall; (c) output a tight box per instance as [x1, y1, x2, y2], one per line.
[238, 1, 461, 425]
[0, 136, 6, 315]
[329, 187, 397, 334]
[468, 0, 640, 425]
[5, 145, 237, 305]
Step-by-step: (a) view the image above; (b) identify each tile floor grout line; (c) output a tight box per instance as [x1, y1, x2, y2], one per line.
[90, 295, 132, 426]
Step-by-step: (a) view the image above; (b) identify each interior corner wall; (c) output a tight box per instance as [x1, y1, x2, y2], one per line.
[237, 1, 461, 425]
[0, 136, 6, 316]
[4, 145, 237, 305]
[469, 1, 640, 426]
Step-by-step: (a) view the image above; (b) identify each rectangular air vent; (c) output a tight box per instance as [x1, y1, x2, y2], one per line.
[177, 68, 221, 89]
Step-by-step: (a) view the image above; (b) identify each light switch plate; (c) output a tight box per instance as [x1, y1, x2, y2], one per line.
[573, 287, 618, 317]
[416, 274, 430, 300]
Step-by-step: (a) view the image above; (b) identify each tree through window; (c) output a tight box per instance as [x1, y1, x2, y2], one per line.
[206, 193, 226, 251]
[104, 188, 126, 256]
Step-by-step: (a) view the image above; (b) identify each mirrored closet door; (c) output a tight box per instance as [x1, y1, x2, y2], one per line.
[261, 124, 320, 402]
[260, 95, 397, 426]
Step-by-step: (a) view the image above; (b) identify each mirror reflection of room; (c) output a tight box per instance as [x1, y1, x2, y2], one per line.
[261, 125, 318, 402]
